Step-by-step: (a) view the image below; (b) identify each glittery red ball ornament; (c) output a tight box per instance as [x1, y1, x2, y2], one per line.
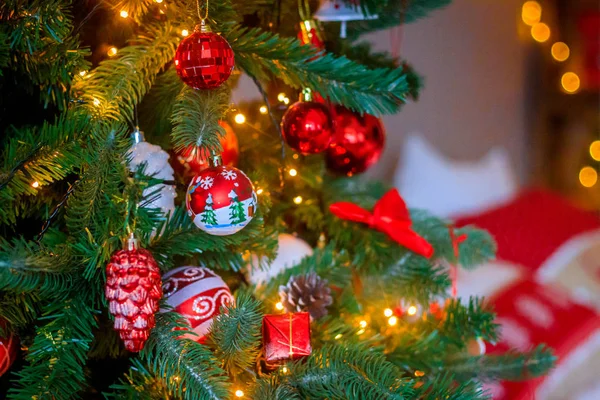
[186, 162, 257, 236]
[0, 319, 18, 377]
[281, 100, 334, 154]
[174, 24, 234, 90]
[171, 121, 239, 179]
[326, 105, 385, 176]
[105, 237, 163, 352]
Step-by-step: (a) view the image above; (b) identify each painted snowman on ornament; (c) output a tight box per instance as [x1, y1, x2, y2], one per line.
[186, 155, 257, 236]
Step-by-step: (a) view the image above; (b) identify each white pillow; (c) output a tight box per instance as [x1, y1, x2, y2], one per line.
[394, 134, 518, 218]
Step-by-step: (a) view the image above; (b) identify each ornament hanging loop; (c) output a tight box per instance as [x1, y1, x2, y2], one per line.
[210, 152, 222, 167]
[197, 0, 209, 23]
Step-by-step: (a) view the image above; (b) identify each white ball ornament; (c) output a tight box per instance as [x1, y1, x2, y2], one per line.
[160, 266, 234, 343]
[247, 233, 313, 286]
[128, 129, 176, 217]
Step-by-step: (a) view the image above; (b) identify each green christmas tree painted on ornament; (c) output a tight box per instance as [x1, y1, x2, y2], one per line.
[200, 193, 218, 226]
[228, 190, 247, 225]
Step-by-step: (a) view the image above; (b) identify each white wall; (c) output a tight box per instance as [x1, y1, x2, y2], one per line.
[366, 0, 529, 182]
[233, 0, 529, 183]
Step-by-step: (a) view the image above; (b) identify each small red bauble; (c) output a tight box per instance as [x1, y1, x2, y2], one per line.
[161, 266, 234, 343]
[105, 237, 163, 352]
[281, 101, 334, 154]
[171, 121, 239, 179]
[0, 319, 18, 377]
[326, 105, 386, 175]
[174, 24, 234, 90]
[186, 163, 257, 236]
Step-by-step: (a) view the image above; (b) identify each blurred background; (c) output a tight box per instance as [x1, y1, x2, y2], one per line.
[235, 0, 600, 211]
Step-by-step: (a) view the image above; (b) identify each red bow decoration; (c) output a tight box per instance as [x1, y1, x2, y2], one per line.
[329, 189, 434, 258]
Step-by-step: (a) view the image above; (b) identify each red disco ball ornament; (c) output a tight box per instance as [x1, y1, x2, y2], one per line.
[171, 121, 239, 179]
[281, 98, 334, 154]
[326, 106, 385, 175]
[186, 162, 257, 236]
[174, 23, 234, 90]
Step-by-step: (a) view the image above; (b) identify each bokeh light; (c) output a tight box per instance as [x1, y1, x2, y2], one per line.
[531, 22, 550, 43]
[590, 141, 600, 161]
[522, 1, 542, 26]
[551, 42, 570, 62]
[561, 72, 580, 93]
[579, 166, 597, 188]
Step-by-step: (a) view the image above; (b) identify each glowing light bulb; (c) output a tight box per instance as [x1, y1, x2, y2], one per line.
[521, 1, 542, 26]
[93, 98, 101, 107]
[356, 329, 365, 335]
[256, 188, 264, 195]
[579, 166, 597, 188]
[561, 72, 580, 93]
[531, 23, 550, 43]
[154, 0, 163, 2]
[359, 320, 367, 328]
[415, 370, 425, 377]
[235, 390, 244, 397]
[384, 308, 393, 317]
[293, 196, 303, 204]
[79, 70, 87, 77]
[283, 97, 290, 105]
[234, 113, 246, 124]
[277, 93, 286, 102]
[119, 10, 129, 18]
[107, 47, 118, 57]
[181, 29, 189, 37]
[31, 181, 40, 188]
[292, 154, 299, 160]
[590, 141, 600, 161]
[551, 42, 570, 62]
[288, 168, 298, 177]
[388, 316, 398, 326]
[259, 105, 268, 114]
[275, 302, 284, 311]
[407, 306, 418, 316]
[334, 334, 342, 340]
[281, 367, 288, 374]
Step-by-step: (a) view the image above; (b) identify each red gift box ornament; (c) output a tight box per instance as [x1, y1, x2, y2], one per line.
[329, 188, 434, 258]
[262, 312, 312, 365]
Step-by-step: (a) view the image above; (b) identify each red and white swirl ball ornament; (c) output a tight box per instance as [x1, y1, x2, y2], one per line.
[161, 266, 234, 342]
[0, 320, 18, 377]
[186, 164, 257, 236]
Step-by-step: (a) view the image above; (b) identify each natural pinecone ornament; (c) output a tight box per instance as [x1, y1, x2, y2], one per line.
[279, 272, 333, 320]
[105, 235, 162, 352]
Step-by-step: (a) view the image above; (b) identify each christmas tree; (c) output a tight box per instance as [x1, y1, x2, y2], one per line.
[201, 193, 218, 226]
[0, 0, 555, 399]
[228, 190, 247, 225]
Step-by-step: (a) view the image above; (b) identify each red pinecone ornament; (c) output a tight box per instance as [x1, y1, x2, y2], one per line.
[105, 237, 162, 352]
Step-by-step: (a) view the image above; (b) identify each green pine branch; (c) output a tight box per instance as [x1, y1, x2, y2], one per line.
[208, 290, 263, 374]
[139, 312, 231, 400]
[76, 23, 178, 123]
[170, 85, 230, 153]
[8, 296, 97, 400]
[0, 238, 79, 296]
[228, 26, 418, 115]
[347, 0, 453, 39]
[0, 0, 89, 108]
[0, 112, 91, 224]
[446, 345, 556, 382]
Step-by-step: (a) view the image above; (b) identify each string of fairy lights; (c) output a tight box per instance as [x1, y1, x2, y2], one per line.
[521, 1, 580, 94]
[521, 1, 600, 190]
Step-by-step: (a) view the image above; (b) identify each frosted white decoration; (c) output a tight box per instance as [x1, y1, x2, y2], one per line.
[128, 141, 177, 217]
[246, 233, 313, 286]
